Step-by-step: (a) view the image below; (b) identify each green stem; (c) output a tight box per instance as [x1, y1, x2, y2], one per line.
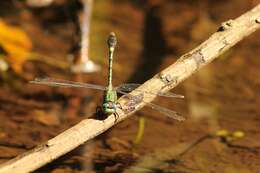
[133, 117, 145, 147]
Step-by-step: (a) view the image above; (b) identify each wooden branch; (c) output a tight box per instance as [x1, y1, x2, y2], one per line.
[0, 4, 259, 173]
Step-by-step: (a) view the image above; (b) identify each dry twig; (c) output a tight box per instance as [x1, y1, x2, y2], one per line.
[0, 4, 259, 173]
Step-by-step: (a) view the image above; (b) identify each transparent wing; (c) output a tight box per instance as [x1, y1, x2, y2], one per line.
[30, 77, 106, 91]
[116, 83, 184, 98]
[119, 93, 144, 113]
[116, 83, 141, 92]
[118, 91, 185, 121]
[146, 103, 185, 121]
[121, 93, 144, 107]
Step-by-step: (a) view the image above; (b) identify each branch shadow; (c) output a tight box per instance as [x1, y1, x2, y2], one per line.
[127, 5, 168, 83]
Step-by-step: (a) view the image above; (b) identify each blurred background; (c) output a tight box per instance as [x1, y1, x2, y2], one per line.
[0, 0, 259, 172]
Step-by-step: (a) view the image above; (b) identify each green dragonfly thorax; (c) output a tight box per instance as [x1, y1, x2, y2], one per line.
[102, 89, 118, 114]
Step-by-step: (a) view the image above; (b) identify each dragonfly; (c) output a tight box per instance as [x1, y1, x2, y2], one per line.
[30, 32, 185, 121]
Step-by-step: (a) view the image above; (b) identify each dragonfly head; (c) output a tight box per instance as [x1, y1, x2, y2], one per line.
[102, 101, 117, 114]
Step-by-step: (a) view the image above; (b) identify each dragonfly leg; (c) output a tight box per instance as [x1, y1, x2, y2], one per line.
[116, 102, 123, 110]
[111, 103, 122, 123]
[114, 111, 119, 123]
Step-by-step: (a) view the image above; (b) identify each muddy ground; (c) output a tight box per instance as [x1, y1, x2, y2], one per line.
[0, 0, 260, 173]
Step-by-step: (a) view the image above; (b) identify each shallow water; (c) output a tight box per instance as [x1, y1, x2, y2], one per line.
[0, 0, 259, 173]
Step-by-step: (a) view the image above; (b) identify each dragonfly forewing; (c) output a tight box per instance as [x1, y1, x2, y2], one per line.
[30, 78, 107, 91]
[116, 83, 184, 98]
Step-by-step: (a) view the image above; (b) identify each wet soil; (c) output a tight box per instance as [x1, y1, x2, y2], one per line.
[0, 0, 260, 173]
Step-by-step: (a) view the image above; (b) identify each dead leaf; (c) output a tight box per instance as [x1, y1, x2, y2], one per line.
[0, 19, 32, 73]
[0, 55, 8, 71]
[0, 130, 7, 139]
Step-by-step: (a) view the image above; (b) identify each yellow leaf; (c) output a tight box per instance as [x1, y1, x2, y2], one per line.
[216, 129, 229, 137]
[0, 19, 32, 73]
[232, 131, 245, 138]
